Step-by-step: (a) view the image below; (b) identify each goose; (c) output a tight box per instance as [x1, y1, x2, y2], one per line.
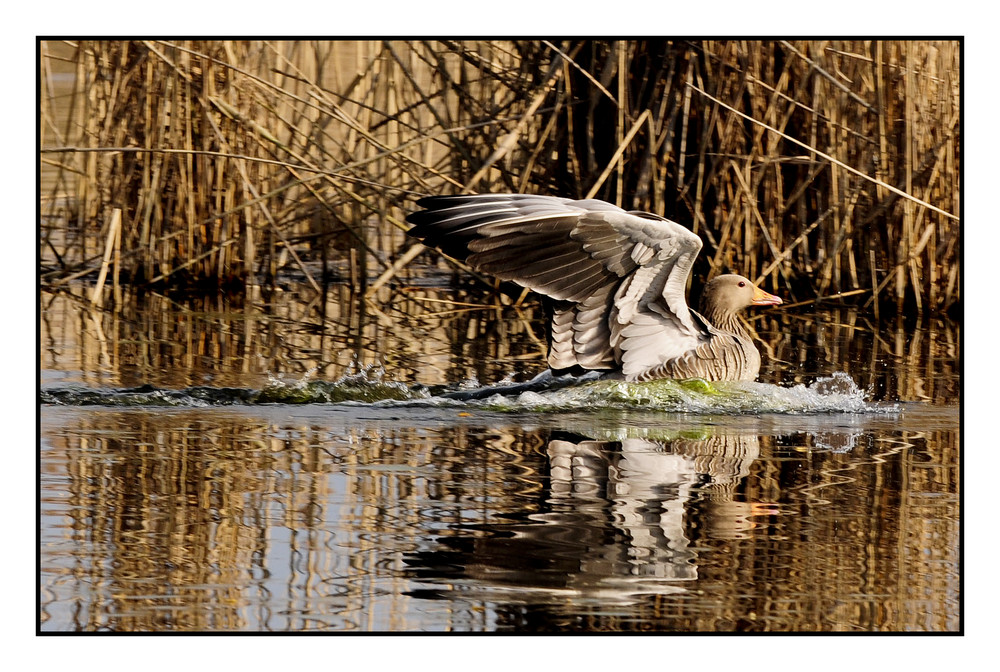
[405, 194, 782, 382]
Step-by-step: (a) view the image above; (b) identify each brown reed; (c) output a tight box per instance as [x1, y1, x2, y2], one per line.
[40, 39, 960, 316]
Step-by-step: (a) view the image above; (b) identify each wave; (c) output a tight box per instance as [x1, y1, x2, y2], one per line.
[40, 367, 897, 415]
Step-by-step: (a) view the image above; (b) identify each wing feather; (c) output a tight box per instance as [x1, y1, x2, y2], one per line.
[406, 194, 709, 379]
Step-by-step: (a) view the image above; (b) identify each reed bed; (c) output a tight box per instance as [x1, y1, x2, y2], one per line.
[40, 39, 960, 315]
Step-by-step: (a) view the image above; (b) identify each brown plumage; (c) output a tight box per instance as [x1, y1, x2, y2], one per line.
[406, 194, 782, 382]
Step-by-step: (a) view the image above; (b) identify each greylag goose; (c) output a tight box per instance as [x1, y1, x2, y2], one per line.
[405, 194, 782, 382]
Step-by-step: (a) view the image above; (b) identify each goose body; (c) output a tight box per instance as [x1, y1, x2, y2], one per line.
[405, 194, 781, 382]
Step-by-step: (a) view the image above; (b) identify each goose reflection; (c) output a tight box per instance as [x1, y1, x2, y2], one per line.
[406, 428, 765, 603]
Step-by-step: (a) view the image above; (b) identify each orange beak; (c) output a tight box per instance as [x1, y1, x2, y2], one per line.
[751, 285, 782, 306]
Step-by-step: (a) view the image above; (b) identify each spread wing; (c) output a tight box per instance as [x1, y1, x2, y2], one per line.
[405, 194, 709, 380]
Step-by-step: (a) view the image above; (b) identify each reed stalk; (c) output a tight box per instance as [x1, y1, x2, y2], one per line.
[90, 208, 121, 308]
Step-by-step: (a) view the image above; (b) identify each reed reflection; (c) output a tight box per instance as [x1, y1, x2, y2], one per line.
[42, 284, 959, 412]
[41, 407, 552, 631]
[41, 401, 957, 632]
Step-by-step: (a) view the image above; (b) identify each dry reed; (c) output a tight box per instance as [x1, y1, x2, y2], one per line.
[40, 39, 960, 316]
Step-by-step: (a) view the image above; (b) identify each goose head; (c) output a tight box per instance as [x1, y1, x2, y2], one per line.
[699, 274, 782, 328]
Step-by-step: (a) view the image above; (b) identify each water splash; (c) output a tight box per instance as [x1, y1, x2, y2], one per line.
[41, 369, 894, 415]
[456, 372, 897, 415]
[41, 364, 421, 407]
[255, 364, 417, 404]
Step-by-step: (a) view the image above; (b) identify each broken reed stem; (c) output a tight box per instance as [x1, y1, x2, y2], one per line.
[780, 288, 870, 310]
[869, 249, 880, 322]
[365, 243, 425, 297]
[113, 206, 121, 306]
[90, 208, 122, 308]
[400, 292, 497, 309]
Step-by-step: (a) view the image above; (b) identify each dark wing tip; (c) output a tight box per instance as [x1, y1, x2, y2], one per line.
[406, 194, 497, 226]
[406, 195, 513, 261]
[404, 209, 439, 228]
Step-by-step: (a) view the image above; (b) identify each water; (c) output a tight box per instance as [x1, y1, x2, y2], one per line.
[38, 284, 960, 632]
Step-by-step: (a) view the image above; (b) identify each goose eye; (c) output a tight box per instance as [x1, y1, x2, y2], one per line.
[738, 281, 746, 287]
